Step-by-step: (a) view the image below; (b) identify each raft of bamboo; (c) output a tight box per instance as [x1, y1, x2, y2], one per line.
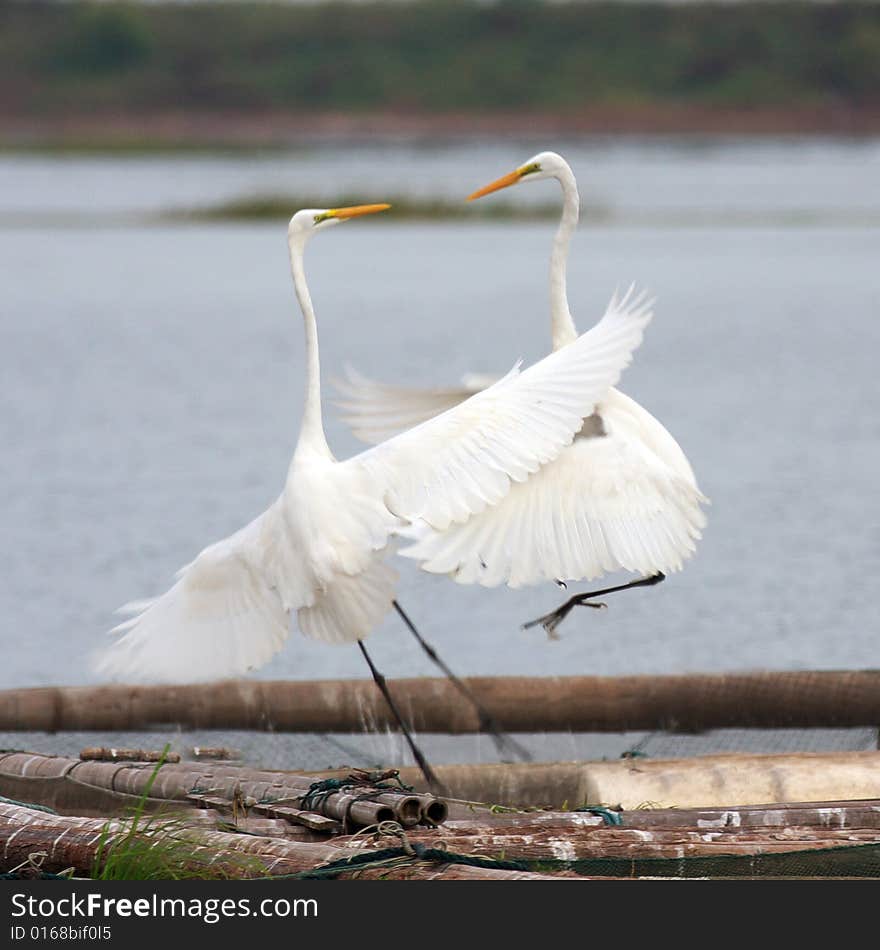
[3, 749, 880, 879]
[3, 671, 879, 879]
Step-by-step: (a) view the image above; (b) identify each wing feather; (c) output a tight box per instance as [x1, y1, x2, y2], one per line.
[333, 366, 482, 444]
[97, 288, 653, 681]
[349, 287, 653, 531]
[95, 510, 291, 683]
[399, 400, 707, 588]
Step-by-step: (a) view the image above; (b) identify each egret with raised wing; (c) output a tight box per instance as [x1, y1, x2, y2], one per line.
[336, 153, 706, 635]
[97, 201, 653, 787]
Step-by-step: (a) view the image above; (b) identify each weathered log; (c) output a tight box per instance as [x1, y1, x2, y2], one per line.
[356, 825, 880, 863]
[0, 753, 447, 830]
[339, 864, 592, 880]
[191, 747, 240, 760]
[611, 800, 880, 831]
[79, 748, 180, 763]
[445, 799, 880, 833]
[7, 749, 880, 819]
[0, 801, 344, 877]
[2, 671, 879, 734]
[0, 802, 586, 880]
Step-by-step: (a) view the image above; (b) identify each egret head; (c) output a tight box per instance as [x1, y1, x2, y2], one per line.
[288, 204, 391, 242]
[467, 151, 569, 201]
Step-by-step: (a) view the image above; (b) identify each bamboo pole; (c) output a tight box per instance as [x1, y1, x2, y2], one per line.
[356, 825, 880, 863]
[1, 670, 879, 734]
[445, 800, 880, 832]
[0, 802, 588, 880]
[6, 750, 880, 815]
[0, 753, 446, 829]
[0, 801, 344, 877]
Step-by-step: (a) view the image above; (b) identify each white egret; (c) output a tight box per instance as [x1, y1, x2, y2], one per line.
[96, 201, 653, 785]
[335, 153, 706, 634]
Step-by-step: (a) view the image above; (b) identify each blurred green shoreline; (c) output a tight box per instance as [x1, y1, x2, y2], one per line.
[3, 1, 879, 147]
[4, 109, 880, 154]
[170, 195, 565, 223]
[5, 203, 878, 228]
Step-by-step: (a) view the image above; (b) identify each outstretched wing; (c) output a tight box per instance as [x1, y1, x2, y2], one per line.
[334, 367, 484, 444]
[348, 287, 654, 531]
[398, 402, 707, 587]
[95, 509, 291, 683]
[97, 480, 402, 682]
[97, 287, 652, 682]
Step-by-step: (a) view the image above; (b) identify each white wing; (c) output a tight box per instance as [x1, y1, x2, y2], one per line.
[399, 394, 707, 587]
[98, 462, 404, 682]
[95, 509, 291, 683]
[97, 287, 651, 682]
[334, 367, 484, 444]
[297, 556, 398, 645]
[348, 287, 653, 531]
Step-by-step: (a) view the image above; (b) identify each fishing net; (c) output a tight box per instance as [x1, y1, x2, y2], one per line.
[2, 726, 877, 773]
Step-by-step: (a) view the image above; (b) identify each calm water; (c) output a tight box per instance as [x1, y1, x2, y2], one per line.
[1, 139, 878, 694]
[3, 138, 880, 221]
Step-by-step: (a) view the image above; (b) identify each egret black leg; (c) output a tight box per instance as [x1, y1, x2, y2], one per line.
[523, 573, 666, 638]
[393, 600, 532, 763]
[357, 640, 445, 795]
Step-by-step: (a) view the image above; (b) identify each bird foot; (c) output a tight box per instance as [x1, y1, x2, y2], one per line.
[522, 599, 607, 640]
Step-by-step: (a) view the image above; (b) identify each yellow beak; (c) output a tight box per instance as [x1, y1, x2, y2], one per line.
[329, 203, 391, 219]
[467, 169, 524, 202]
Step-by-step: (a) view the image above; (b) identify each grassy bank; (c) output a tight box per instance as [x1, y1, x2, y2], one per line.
[2, 1, 878, 144]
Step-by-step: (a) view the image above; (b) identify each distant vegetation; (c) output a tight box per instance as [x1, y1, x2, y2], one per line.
[171, 194, 569, 223]
[2, 2, 878, 124]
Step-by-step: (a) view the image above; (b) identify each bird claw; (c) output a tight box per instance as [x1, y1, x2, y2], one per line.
[523, 598, 607, 638]
[522, 610, 565, 639]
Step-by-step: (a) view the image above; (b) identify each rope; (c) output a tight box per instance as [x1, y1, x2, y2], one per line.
[296, 778, 351, 813]
[291, 772, 417, 830]
[0, 851, 75, 880]
[0, 795, 58, 814]
[0, 871, 73, 880]
[288, 845, 531, 879]
[277, 820, 529, 879]
[574, 806, 624, 826]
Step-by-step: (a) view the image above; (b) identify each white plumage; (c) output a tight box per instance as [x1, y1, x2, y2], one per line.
[336, 153, 707, 595]
[97, 202, 652, 683]
[401, 388, 705, 587]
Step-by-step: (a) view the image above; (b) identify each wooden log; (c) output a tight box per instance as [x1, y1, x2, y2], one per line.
[0, 753, 447, 830]
[445, 799, 880, 833]
[354, 825, 880, 863]
[0, 802, 586, 880]
[6, 801, 878, 880]
[191, 747, 240, 760]
[6, 749, 880, 818]
[613, 801, 880, 831]
[1, 671, 879, 734]
[340, 864, 593, 880]
[79, 748, 180, 763]
[0, 801, 345, 877]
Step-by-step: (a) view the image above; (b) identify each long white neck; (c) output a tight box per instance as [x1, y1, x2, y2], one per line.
[289, 239, 332, 459]
[549, 162, 580, 351]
